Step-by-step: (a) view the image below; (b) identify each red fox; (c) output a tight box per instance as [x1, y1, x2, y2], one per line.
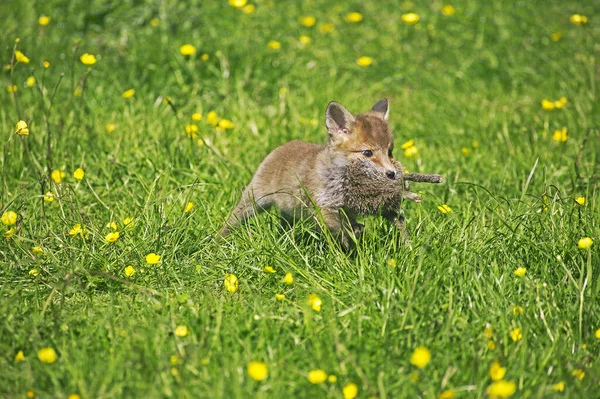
[222, 99, 442, 247]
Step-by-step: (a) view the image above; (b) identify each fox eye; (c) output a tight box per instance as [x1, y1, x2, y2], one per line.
[361, 150, 373, 157]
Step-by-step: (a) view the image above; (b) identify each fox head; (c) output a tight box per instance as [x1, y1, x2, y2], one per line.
[325, 99, 397, 180]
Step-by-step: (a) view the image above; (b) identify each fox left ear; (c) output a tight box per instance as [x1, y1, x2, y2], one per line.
[370, 98, 389, 121]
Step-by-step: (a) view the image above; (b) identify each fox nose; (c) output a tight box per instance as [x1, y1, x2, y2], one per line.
[386, 170, 396, 180]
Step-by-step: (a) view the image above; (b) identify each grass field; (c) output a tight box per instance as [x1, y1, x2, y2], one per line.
[1, 0, 599, 398]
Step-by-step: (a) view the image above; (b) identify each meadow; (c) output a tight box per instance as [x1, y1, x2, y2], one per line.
[1, 0, 599, 398]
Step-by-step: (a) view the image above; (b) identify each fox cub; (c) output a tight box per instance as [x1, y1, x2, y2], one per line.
[222, 99, 439, 247]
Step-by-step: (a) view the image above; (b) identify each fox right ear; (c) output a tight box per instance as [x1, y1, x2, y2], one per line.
[326, 102, 355, 136]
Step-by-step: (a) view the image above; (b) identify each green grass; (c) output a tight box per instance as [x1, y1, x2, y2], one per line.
[1, 0, 599, 398]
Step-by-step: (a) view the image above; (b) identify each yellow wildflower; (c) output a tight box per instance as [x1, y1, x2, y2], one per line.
[263, 266, 276, 273]
[27, 391, 34, 399]
[174, 325, 189, 337]
[201, 53, 209, 61]
[307, 293, 322, 312]
[106, 221, 117, 230]
[44, 192, 55, 202]
[32, 246, 44, 255]
[438, 389, 455, 399]
[207, 111, 218, 126]
[441, 5, 455, 16]
[572, 369, 584, 380]
[1, 211, 17, 225]
[387, 258, 397, 268]
[489, 361, 506, 381]
[570, 14, 588, 26]
[402, 13, 420, 25]
[217, 119, 234, 130]
[307, 369, 328, 384]
[487, 340, 496, 350]
[550, 32, 562, 41]
[192, 113, 203, 121]
[343, 382, 358, 399]
[39, 15, 51, 26]
[37, 347, 57, 364]
[299, 35, 312, 45]
[106, 123, 116, 133]
[328, 375, 337, 383]
[122, 89, 135, 99]
[150, 18, 160, 27]
[186, 124, 198, 138]
[224, 273, 239, 293]
[123, 217, 133, 225]
[410, 346, 431, 368]
[487, 380, 516, 398]
[104, 231, 120, 243]
[552, 128, 568, 142]
[185, 201, 194, 212]
[26, 76, 36, 87]
[553, 381, 565, 392]
[73, 168, 84, 180]
[299, 16, 316, 27]
[7, 85, 18, 93]
[437, 204, 452, 214]
[483, 326, 494, 338]
[15, 120, 29, 136]
[29, 269, 39, 276]
[514, 267, 526, 278]
[577, 237, 593, 249]
[51, 169, 65, 184]
[356, 56, 373, 67]
[43, 61, 50, 68]
[15, 50, 30, 64]
[404, 145, 418, 157]
[80, 53, 97, 65]
[512, 305, 524, 316]
[247, 361, 268, 381]
[283, 272, 293, 285]
[461, 147, 471, 156]
[15, 350, 25, 362]
[541, 99, 555, 110]
[275, 294, 285, 301]
[229, 0, 247, 8]
[69, 224, 83, 236]
[575, 196, 585, 206]
[241, 4, 255, 14]
[68, 394, 81, 399]
[4, 227, 16, 239]
[345, 12, 363, 23]
[180, 44, 196, 56]
[318, 23, 335, 33]
[146, 253, 161, 264]
[267, 40, 281, 50]
[595, 328, 600, 339]
[555, 97, 567, 108]
[124, 265, 135, 277]
[510, 327, 522, 341]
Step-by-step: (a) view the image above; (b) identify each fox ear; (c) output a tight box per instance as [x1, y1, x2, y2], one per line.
[370, 98, 389, 121]
[326, 102, 355, 136]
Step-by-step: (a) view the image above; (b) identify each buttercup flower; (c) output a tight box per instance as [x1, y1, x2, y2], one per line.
[217, 119, 234, 130]
[37, 347, 57, 364]
[299, 35, 311, 45]
[29, 269, 39, 277]
[146, 253, 161, 264]
[1, 211, 17, 225]
[73, 168, 84, 180]
[7, 85, 18, 93]
[174, 325, 189, 337]
[577, 237, 593, 249]
[356, 56, 373, 67]
[106, 222, 117, 230]
[80, 53, 97, 65]
[69, 224, 83, 236]
[438, 204, 451, 214]
[4, 227, 16, 239]
[39, 15, 51, 26]
[441, 5, 455, 16]
[402, 13, 420, 24]
[104, 231, 120, 243]
[575, 197, 585, 206]
[595, 328, 600, 339]
[550, 32, 562, 41]
[267, 40, 281, 50]
[44, 192, 55, 202]
[570, 14, 588, 26]
[299, 16, 316, 27]
[68, 394, 81, 399]
[541, 99, 555, 110]
[328, 375, 337, 383]
[201, 53, 209, 61]
[487, 380, 516, 398]
[207, 111, 218, 126]
[307, 293, 322, 312]
[345, 12, 363, 23]
[150, 18, 160, 27]
[510, 327, 522, 341]
[512, 305, 524, 316]
[487, 341, 496, 350]
[343, 382, 358, 399]
[263, 266, 276, 273]
[307, 369, 328, 384]
[123, 217, 133, 226]
[554, 97, 567, 108]
[26, 76, 36, 87]
[247, 361, 268, 381]
[572, 369, 585, 380]
[186, 124, 198, 138]
[32, 246, 44, 255]
[180, 44, 196, 56]
[106, 123, 116, 133]
[410, 346, 431, 368]
[185, 202, 194, 212]
[275, 294, 285, 301]
[514, 267, 526, 278]
[192, 113, 202, 121]
[489, 361, 506, 381]
[318, 23, 335, 33]
[15, 120, 29, 136]
[122, 89, 135, 99]
[51, 169, 65, 184]
[15, 350, 25, 362]
[552, 128, 568, 142]
[224, 273, 239, 293]
[43, 61, 50, 68]
[229, 0, 247, 8]
[124, 265, 135, 277]
[283, 272, 293, 285]
[553, 382, 565, 392]
[15, 50, 30, 64]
